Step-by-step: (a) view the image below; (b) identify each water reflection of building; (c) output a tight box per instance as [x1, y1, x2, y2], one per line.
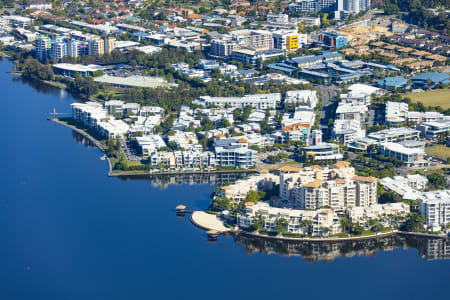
[419, 238, 450, 261]
[117, 172, 253, 189]
[72, 131, 96, 148]
[234, 234, 450, 262]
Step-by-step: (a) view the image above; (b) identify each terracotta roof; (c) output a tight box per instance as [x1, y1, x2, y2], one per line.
[259, 169, 269, 174]
[220, 186, 232, 190]
[353, 176, 378, 183]
[216, 134, 225, 138]
[187, 13, 205, 19]
[237, 138, 248, 143]
[309, 165, 322, 170]
[302, 179, 323, 188]
[282, 123, 310, 131]
[335, 178, 346, 184]
[245, 202, 255, 207]
[278, 166, 301, 172]
[333, 161, 350, 169]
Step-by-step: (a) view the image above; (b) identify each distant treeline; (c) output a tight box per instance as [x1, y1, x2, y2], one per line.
[380, 0, 449, 33]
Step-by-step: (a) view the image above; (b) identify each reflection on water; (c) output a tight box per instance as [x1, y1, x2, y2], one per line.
[118, 172, 253, 189]
[235, 234, 450, 262]
[72, 130, 97, 148]
[13, 76, 63, 95]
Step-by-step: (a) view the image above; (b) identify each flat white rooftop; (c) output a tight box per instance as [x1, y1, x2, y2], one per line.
[94, 75, 178, 88]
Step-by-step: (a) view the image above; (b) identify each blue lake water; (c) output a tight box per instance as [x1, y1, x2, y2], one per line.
[0, 59, 449, 299]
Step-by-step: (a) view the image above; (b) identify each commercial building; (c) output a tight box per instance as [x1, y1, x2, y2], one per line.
[377, 77, 409, 90]
[379, 141, 426, 166]
[406, 111, 447, 126]
[231, 48, 284, 65]
[52, 63, 104, 77]
[410, 72, 449, 89]
[368, 127, 420, 143]
[272, 30, 307, 52]
[320, 32, 348, 49]
[418, 119, 450, 140]
[301, 143, 343, 161]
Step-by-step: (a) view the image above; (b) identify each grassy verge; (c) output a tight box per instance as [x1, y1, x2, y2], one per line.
[425, 145, 450, 161]
[405, 89, 450, 109]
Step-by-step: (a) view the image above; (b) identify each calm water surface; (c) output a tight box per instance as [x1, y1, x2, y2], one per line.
[0, 59, 449, 300]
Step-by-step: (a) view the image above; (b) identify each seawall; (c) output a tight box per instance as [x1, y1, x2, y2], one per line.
[50, 118, 113, 175]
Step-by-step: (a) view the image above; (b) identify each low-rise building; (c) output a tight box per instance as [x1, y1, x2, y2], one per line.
[301, 143, 343, 161]
[214, 138, 257, 169]
[368, 127, 420, 143]
[217, 173, 279, 202]
[347, 203, 410, 229]
[284, 90, 318, 110]
[238, 202, 342, 237]
[418, 119, 450, 140]
[136, 135, 167, 155]
[380, 140, 426, 166]
[420, 190, 450, 231]
[196, 93, 280, 110]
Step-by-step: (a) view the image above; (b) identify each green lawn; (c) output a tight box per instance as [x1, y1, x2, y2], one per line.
[425, 145, 450, 161]
[405, 89, 450, 109]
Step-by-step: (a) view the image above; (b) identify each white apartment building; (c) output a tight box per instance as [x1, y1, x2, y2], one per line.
[347, 202, 410, 228]
[284, 90, 318, 110]
[278, 162, 377, 210]
[215, 143, 257, 169]
[238, 202, 342, 237]
[149, 150, 216, 169]
[332, 119, 366, 145]
[168, 131, 202, 152]
[385, 101, 409, 125]
[380, 174, 428, 200]
[420, 190, 450, 230]
[136, 135, 167, 155]
[335, 103, 368, 123]
[196, 93, 280, 110]
[209, 37, 238, 58]
[217, 173, 279, 202]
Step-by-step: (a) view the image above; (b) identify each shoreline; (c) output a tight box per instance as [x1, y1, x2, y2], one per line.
[50, 118, 113, 175]
[51, 118, 258, 178]
[189, 211, 448, 242]
[110, 168, 257, 177]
